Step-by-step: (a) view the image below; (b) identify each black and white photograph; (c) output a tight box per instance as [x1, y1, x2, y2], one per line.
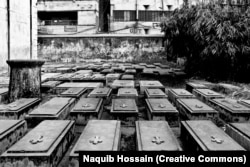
[0, 0, 250, 166]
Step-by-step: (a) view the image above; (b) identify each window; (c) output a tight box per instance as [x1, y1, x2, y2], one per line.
[113, 11, 136, 22]
[139, 11, 163, 22]
[38, 12, 77, 25]
[236, 0, 242, 4]
[113, 10, 171, 22]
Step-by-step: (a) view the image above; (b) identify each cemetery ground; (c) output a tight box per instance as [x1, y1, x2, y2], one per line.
[0, 61, 250, 167]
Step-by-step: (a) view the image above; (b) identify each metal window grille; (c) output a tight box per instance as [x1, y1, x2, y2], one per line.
[113, 11, 136, 22]
[139, 11, 163, 22]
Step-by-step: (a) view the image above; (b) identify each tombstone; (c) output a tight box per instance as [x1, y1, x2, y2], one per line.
[141, 69, 156, 77]
[80, 74, 94, 81]
[42, 67, 57, 73]
[88, 64, 102, 72]
[91, 74, 106, 84]
[176, 99, 218, 121]
[101, 69, 114, 75]
[121, 75, 134, 80]
[123, 63, 133, 66]
[1, 120, 75, 167]
[209, 98, 250, 123]
[111, 99, 138, 126]
[237, 99, 250, 108]
[88, 87, 112, 104]
[69, 120, 121, 167]
[145, 64, 156, 69]
[145, 89, 167, 99]
[168, 89, 195, 107]
[225, 123, 250, 151]
[117, 88, 138, 103]
[41, 73, 61, 82]
[70, 98, 104, 125]
[25, 97, 76, 127]
[54, 73, 75, 81]
[186, 82, 207, 93]
[139, 63, 147, 67]
[133, 65, 144, 73]
[102, 63, 111, 69]
[106, 74, 121, 87]
[158, 69, 172, 76]
[41, 81, 62, 92]
[139, 81, 164, 94]
[159, 64, 170, 69]
[145, 99, 179, 127]
[0, 120, 27, 155]
[153, 63, 162, 66]
[0, 88, 8, 103]
[43, 73, 61, 81]
[60, 87, 87, 99]
[136, 121, 182, 151]
[56, 67, 72, 73]
[122, 65, 134, 71]
[71, 73, 86, 81]
[0, 98, 41, 120]
[75, 65, 89, 71]
[171, 70, 186, 78]
[111, 66, 124, 73]
[111, 80, 135, 89]
[75, 70, 93, 75]
[7, 60, 45, 103]
[193, 89, 224, 104]
[181, 120, 245, 151]
[55, 82, 103, 94]
[125, 69, 136, 75]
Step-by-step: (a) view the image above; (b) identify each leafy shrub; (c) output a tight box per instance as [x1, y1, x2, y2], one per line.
[161, 3, 250, 82]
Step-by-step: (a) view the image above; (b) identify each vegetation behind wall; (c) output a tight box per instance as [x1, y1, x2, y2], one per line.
[161, 3, 250, 82]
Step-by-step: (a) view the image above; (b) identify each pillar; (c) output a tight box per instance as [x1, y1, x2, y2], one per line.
[7, 59, 45, 103]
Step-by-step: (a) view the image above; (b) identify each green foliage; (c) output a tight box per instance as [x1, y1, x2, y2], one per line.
[161, 4, 250, 82]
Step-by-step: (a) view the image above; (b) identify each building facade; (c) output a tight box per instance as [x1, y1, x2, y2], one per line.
[109, 0, 184, 35]
[37, 0, 184, 63]
[37, 0, 99, 36]
[0, 0, 37, 68]
[37, 0, 176, 63]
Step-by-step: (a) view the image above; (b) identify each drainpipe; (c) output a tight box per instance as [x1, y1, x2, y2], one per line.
[109, 4, 114, 33]
[162, 0, 164, 11]
[136, 0, 139, 20]
[161, 0, 165, 17]
[30, 0, 33, 59]
[135, 0, 139, 28]
[7, 0, 10, 61]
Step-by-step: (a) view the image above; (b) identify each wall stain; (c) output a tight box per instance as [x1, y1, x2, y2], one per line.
[38, 37, 166, 62]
